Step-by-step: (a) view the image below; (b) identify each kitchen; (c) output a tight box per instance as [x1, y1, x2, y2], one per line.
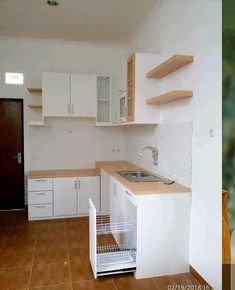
[0, 0, 221, 289]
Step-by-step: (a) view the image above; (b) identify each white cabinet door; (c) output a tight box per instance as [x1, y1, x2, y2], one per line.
[71, 74, 97, 117]
[42, 72, 71, 117]
[54, 177, 77, 216]
[78, 176, 100, 214]
[100, 169, 110, 215]
[89, 198, 97, 279]
[110, 177, 122, 219]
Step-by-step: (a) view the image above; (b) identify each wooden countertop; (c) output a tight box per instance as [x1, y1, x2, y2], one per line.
[96, 161, 191, 195]
[28, 169, 99, 179]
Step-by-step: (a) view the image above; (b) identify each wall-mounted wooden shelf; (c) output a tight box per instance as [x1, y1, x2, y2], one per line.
[146, 90, 193, 105]
[27, 88, 42, 94]
[146, 55, 194, 79]
[27, 105, 42, 109]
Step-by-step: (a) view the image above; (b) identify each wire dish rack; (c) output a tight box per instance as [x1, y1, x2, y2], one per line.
[89, 199, 137, 278]
[96, 215, 136, 235]
[97, 244, 136, 265]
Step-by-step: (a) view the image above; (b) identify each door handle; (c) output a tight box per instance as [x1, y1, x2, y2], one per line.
[12, 152, 22, 164]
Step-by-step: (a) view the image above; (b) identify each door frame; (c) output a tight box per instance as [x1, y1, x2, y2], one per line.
[0, 98, 25, 208]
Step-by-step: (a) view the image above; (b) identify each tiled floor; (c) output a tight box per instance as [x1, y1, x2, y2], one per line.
[0, 210, 201, 290]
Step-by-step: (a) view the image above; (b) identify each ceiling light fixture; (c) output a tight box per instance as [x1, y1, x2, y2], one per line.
[47, 0, 59, 7]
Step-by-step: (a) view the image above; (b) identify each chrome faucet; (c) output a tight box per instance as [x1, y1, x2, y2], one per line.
[139, 146, 158, 166]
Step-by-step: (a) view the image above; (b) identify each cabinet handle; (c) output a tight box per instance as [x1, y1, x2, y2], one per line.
[125, 190, 132, 197]
[71, 105, 74, 115]
[35, 205, 46, 208]
[35, 192, 46, 195]
[68, 104, 71, 115]
[35, 180, 46, 182]
[78, 180, 81, 189]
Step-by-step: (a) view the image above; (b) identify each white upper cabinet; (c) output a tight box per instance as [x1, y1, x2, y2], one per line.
[42, 72, 70, 117]
[42, 72, 97, 118]
[96, 76, 111, 125]
[71, 74, 97, 117]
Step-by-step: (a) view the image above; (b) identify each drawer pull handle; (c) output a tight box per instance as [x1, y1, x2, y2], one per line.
[35, 180, 46, 182]
[35, 205, 46, 208]
[125, 190, 132, 197]
[35, 192, 46, 195]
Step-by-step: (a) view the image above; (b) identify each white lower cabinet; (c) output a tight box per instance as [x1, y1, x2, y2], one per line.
[28, 175, 100, 220]
[28, 191, 53, 205]
[28, 204, 53, 219]
[100, 169, 110, 215]
[78, 176, 100, 214]
[89, 198, 137, 278]
[28, 178, 53, 220]
[90, 174, 191, 280]
[53, 177, 77, 216]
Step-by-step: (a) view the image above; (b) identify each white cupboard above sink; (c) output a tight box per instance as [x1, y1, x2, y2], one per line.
[42, 72, 97, 118]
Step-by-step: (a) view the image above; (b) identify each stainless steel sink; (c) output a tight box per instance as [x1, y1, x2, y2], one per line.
[117, 170, 167, 183]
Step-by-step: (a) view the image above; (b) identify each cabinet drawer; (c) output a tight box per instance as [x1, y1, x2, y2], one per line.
[28, 204, 53, 218]
[28, 191, 53, 205]
[28, 178, 53, 191]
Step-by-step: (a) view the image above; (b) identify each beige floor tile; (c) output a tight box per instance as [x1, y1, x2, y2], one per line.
[72, 278, 116, 290]
[113, 274, 159, 290]
[0, 266, 31, 290]
[30, 262, 71, 287]
[69, 254, 94, 282]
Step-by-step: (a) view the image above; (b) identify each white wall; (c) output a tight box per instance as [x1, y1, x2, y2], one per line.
[127, 0, 222, 289]
[29, 118, 125, 170]
[0, 37, 127, 172]
[125, 122, 192, 187]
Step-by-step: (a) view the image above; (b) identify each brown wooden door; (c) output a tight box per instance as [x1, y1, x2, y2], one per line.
[0, 99, 24, 210]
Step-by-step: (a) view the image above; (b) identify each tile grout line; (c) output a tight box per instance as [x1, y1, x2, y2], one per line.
[64, 219, 73, 290]
[111, 277, 118, 290]
[28, 282, 73, 289]
[0, 227, 12, 256]
[27, 231, 37, 289]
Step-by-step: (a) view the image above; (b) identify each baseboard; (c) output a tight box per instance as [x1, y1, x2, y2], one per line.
[190, 266, 212, 288]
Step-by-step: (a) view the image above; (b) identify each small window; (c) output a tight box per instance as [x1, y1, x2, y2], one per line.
[5, 72, 24, 85]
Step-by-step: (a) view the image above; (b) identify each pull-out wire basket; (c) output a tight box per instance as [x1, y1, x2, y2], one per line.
[96, 215, 136, 235]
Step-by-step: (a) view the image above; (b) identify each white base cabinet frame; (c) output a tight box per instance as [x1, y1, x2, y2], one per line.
[89, 198, 136, 278]
[28, 176, 100, 221]
[134, 193, 191, 279]
[104, 175, 191, 279]
[100, 169, 110, 215]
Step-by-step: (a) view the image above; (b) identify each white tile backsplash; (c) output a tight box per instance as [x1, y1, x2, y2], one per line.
[124, 122, 192, 187]
[29, 118, 126, 170]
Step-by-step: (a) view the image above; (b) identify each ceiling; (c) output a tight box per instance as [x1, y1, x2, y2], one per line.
[0, 0, 158, 44]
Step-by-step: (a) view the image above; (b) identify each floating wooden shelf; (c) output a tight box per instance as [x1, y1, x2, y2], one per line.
[27, 88, 42, 94]
[146, 55, 194, 79]
[146, 90, 193, 105]
[27, 105, 42, 109]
